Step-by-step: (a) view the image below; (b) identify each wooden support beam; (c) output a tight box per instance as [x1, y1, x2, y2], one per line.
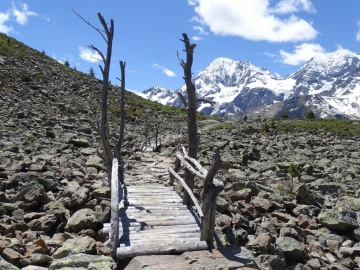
[200, 153, 224, 248]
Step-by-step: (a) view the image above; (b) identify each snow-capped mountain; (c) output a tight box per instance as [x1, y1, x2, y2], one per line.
[140, 51, 360, 119]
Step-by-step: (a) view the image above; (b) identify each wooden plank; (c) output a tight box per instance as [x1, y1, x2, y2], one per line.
[116, 239, 208, 258]
[103, 223, 200, 234]
[116, 217, 198, 226]
[121, 213, 197, 220]
[120, 237, 203, 246]
[119, 232, 202, 241]
[124, 207, 191, 212]
[119, 223, 200, 231]
[118, 216, 198, 224]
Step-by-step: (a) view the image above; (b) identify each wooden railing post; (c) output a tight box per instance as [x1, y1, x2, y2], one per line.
[169, 148, 223, 249]
[200, 153, 224, 249]
[110, 158, 119, 258]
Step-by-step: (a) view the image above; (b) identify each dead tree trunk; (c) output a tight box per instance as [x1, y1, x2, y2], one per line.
[179, 33, 197, 205]
[115, 61, 126, 184]
[200, 153, 224, 248]
[73, 10, 125, 183]
[97, 14, 114, 182]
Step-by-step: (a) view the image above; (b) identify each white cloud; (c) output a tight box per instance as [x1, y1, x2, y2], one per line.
[0, 3, 38, 34]
[271, 0, 315, 14]
[0, 11, 13, 34]
[189, 0, 317, 42]
[193, 25, 208, 36]
[79, 47, 100, 63]
[192, 36, 203, 41]
[279, 43, 325, 65]
[153, 63, 176, 77]
[188, 0, 197, 6]
[11, 3, 37, 25]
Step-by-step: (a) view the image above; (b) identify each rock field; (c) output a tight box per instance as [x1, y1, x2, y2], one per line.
[0, 34, 360, 269]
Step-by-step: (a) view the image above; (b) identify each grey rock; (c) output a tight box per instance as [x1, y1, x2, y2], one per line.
[19, 253, 52, 267]
[216, 197, 229, 213]
[69, 187, 90, 207]
[68, 138, 90, 147]
[254, 255, 287, 270]
[49, 254, 115, 270]
[52, 236, 96, 259]
[296, 184, 324, 207]
[9, 181, 49, 204]
[28, 214, 58, 233]
[0, 256, 20, 270]
[318, 208, 358, 231]
[276, 237, 309, 262]
[85, 156, 104, 171]
[65, 208, 99, 233]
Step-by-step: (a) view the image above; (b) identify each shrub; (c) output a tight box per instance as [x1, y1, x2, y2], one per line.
[262, 122, 270, 133]
[89, 67, 95, 78]
[305, 110, 315, 119]
[282, 112, 289, 119]
[287, 163, 301, 193]
[243, 115, 248, 122]
[64, 60, 70, 67]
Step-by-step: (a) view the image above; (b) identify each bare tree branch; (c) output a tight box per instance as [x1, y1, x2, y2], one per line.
[71, 8, 107, 42]
[88, 45, 106, 63]
[177, 92, 187, 108]
[197, 98, 215, 106]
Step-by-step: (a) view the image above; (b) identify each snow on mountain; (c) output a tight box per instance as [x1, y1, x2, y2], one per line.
[140, 52, 360, 119]
[138, 86, 177, 105]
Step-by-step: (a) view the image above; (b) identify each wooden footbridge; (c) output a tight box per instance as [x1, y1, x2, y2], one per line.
[103, 149, 224, 259]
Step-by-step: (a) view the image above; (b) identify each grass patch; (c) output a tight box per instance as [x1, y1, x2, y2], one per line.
[279, 119, 360, 137]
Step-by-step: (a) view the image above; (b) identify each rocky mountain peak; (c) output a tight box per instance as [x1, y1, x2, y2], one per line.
[142, 53, 360, 119]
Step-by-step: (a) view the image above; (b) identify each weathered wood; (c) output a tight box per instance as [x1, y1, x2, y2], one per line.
[110, 158, 119, 258]
[175, 153, 204, 179]
[200, 153, 224, 248]
[103, 223, 200, 234]
[177, 92, 188, 108]
[169, 168, 204, 219]
[169, 157, 181, 186]
[183, 154, 207, 176]
[119, 233, 202, 241]
[179, 33, 198, 205]
[117, 239, 207, 258]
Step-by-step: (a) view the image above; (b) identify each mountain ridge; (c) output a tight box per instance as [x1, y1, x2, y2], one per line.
[140, 52, 360, 120]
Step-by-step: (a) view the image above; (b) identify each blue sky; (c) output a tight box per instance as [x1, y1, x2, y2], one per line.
[1, 0, 360, 92]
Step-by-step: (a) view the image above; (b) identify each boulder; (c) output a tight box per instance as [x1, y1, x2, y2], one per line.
[27, 214, 58, 233]
[52, 236, 96, 259]
[276, 237, 309, 262]
[48, 254, 115, 269]
[295, 184, 324, 207]
[216, 197, 229, 213]
[19, 254, 52, 267]
[0, 256, 20, 270]
[65, 208, 99, 233]
[318, 208, 358, 231]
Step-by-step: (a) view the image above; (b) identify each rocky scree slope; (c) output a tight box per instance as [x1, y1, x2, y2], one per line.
[0, 34, 186, 269]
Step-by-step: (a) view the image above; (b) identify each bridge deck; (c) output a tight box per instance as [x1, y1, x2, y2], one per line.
[103, 153, 207, 258]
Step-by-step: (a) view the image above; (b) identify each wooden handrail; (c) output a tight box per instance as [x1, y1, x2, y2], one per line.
[169, 168, 204, 219]
[170, 149, 224, 249]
